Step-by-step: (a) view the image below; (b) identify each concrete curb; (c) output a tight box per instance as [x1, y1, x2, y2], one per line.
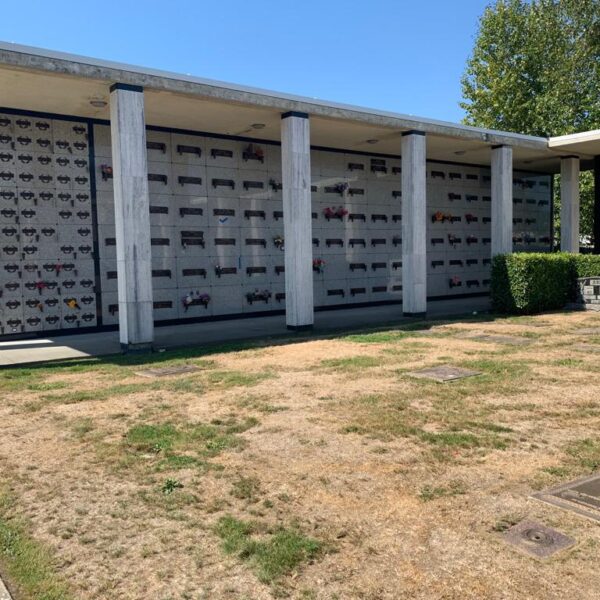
[0, 577, 13, 600]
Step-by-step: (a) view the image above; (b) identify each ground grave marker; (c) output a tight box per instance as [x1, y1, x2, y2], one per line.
[408, 365, 481, 382]
[135, 365, 200, 378]
[503, 520, 575, 559]
[533, 473, 600, 522]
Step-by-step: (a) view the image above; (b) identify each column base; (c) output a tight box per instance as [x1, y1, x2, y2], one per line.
[287, 324, 313, 332]
[120, 342, 154, 354]
[403, 312, 427, 318]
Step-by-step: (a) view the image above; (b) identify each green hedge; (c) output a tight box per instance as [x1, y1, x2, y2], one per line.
[574, 254, 600, 278]
[491, 253, 600, 314]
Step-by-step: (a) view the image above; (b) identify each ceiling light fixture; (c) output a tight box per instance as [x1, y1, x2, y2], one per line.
[251, 123, 266, 129]
[366, 139, 379, 144]
[454, 150, 466, 156]
[89, 98, 107, 108]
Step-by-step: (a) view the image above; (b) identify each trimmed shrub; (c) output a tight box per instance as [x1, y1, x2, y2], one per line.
[573, 254, 600, 279]
[491, 253, 574, 314]
[490, 252, 600, 314]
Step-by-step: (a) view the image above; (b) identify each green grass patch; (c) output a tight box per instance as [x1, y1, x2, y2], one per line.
[419, 430, 509, 450]
[206, 370, 275, 389]
[230, 476, 261, 502]
[565, 438, 600, 472]
[0, 491, 71, 600]
[123, 417, 258, 471]
[319, 355, 382, 371]
[214, 516, 322, 583]
[419, 480, 466, 502]
[42, 383, 153, 406]
[343, 331, 408, 344]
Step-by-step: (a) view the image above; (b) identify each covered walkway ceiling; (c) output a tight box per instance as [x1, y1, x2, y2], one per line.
[0, 41, 595, 174]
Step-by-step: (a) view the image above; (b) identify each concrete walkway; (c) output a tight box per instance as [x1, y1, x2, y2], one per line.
[0, 297, 490, 367]
[0, 577, 12, 600]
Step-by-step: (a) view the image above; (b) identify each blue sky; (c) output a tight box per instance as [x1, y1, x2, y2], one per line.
[2, 0, 490, 123]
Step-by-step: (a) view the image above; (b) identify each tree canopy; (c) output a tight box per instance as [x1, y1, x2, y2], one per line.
[461, 0, 599, 136]
[461, 0, 600, 243]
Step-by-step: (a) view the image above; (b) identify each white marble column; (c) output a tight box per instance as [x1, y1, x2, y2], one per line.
[281, 111, 314, 330]
[491, 145, 513, 256]
[109, 83, 154, 351]
[401, 131, 427, 316]
[560, 156, 580, 253]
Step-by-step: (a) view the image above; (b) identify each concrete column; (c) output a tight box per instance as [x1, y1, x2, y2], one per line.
[560, 156, 580, 253]
[401, 130, 427, 316]
[281, 111, 313, 330]
[491, 145, 513, 256]
[109, 83, 154, 351]
[594, 156, 600, 254]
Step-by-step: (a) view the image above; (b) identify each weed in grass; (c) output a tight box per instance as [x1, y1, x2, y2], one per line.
[231, 476, 261, 502]
[419, 480, 466, 502]
[162, 479, 184, 495]
[214, 516, 322, 583]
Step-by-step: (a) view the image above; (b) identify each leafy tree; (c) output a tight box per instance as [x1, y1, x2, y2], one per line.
[461, 0, 600, 245]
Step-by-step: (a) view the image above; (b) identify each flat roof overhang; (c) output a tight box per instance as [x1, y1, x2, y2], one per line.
[549, 131, 600, 168]
[0, 41, 593, 174]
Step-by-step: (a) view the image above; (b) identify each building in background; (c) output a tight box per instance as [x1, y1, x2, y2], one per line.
[0, 43, 597, 350]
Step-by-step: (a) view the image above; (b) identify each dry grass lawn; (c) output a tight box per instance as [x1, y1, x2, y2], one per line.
[1, 310, 600, 599]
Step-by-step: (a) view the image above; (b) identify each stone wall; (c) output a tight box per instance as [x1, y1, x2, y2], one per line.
[576, 277, 600, 311]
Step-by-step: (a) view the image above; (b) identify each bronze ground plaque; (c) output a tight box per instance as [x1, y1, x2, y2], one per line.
[135, 365, 199, 378]
[408, 365, 481, 382]
[532, 473, 600, 522]
[572, 343, 600, 353]
[574, 327, 600, 335]
[503, 520, 575, 559]
[460, 332, 531, 346]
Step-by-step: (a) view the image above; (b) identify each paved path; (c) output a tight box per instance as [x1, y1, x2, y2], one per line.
[0, 297, 490, 367]
[0, 577, 12, 600]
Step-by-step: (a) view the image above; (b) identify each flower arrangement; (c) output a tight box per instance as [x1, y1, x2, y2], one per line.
[449, 276, 462, 288]
[431, 211, 454, 223]
[182, 291, 210, 311]
[313, 258, 326, 274]
[323, 206, 348, 220]
[243, 144, 264, 162]
[273, 235, 284, 250]
[100, 164, 113, 181]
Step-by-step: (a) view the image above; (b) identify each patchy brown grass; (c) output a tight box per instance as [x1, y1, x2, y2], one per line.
[1, 310, 600, 599]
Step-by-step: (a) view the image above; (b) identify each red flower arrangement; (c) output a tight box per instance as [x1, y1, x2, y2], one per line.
[323, 206, 348, 220]
[313, 258, 326, 274]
